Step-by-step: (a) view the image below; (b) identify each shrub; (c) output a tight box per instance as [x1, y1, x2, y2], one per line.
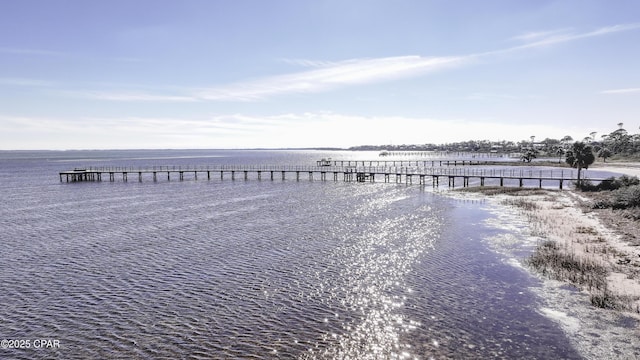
[576, 179, 598, 191]
[611, 185, 640, 209]
[578, 175, 640, 192]
[618, 175, 640, 187]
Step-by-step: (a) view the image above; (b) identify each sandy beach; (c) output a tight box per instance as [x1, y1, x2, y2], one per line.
[454, 161, 640, 358]
[492, 161, 640, 313]
[509, 189, 640, 312]
[560, 161, 640, 314]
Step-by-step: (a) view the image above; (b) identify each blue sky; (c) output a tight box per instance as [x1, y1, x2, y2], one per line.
[1, 0, 639, 150]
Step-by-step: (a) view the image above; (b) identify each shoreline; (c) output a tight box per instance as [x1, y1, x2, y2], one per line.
[496, 189, 640, 314]
[460, 161, 640, 315]
[453, 163, 640, 358]
[502, 189, 640, 358]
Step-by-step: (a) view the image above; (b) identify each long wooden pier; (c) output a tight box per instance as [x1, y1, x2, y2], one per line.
[59, 165, 602, 189]
[316, 159, 493, 167]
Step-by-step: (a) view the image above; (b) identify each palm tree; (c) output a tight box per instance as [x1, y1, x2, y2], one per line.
[565, 142, 595, 186]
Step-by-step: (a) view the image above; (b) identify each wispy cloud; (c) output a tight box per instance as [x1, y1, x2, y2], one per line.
[61, 55, 466, 103]
[507, 23, 640, 50]
[59, 23, 640, 103]
[601, 88, 640, 94]
[510, 28, 572, 42]
[61, 56, 467, 103]
[196, 55, 467, 101]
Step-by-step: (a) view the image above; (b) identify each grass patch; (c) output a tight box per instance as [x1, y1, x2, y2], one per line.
[575, 226, 598, 235]
[457, 186, 549, 196]
[590, 286, 618, 309]
[590, 288, 640, 313]
[525, 240, 608, 291]
[526, 240, 640, 312]
[500, 198, 540, 211]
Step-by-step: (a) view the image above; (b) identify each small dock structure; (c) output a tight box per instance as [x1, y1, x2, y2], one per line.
[59, 164, 603, 189]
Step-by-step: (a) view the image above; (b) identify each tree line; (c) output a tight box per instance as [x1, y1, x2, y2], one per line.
[349, 123, 640, 161]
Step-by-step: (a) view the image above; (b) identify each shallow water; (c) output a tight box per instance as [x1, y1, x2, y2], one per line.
[0, 150, 584, 359]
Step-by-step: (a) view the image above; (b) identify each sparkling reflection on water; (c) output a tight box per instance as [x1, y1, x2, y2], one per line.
[0, 151, 582, 359]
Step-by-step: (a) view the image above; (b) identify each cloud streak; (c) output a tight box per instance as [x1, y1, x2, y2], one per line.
[71, 55, 467, 103]
[507, 23, 640, 51]
[55, 23, 640, 103]
[601, 88, 640, 94]
[196, 55, 467, 101]
[510, 28, 572, 42]
[189, 22, 639, 103]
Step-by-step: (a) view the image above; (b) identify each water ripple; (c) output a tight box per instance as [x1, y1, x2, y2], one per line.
[0, 161, 583, 359]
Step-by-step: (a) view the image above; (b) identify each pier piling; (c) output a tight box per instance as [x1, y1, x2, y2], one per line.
[59, 164, 595, 190]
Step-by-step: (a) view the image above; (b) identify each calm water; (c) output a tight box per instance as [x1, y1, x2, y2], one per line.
[0, 150, 584, 359]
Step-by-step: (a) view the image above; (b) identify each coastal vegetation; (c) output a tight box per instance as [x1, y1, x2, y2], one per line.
[582, 176, 640, 221]
[459, 177, 640, 314]
[350, 124, 640, 162]
[361, 123, 640, 314]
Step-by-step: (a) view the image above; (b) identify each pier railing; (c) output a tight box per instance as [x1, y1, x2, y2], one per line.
[60, 163, 604, 190]
[76, 164, 580, 180]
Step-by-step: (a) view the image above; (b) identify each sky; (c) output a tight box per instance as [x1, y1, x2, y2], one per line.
[1, 0, 639, 150]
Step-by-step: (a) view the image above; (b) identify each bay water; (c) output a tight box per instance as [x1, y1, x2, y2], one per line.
[0, 149, 585, 359]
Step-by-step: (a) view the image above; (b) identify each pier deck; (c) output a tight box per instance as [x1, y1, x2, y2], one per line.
[316, 159, 493, 167]
[60, 165, 603, 189]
